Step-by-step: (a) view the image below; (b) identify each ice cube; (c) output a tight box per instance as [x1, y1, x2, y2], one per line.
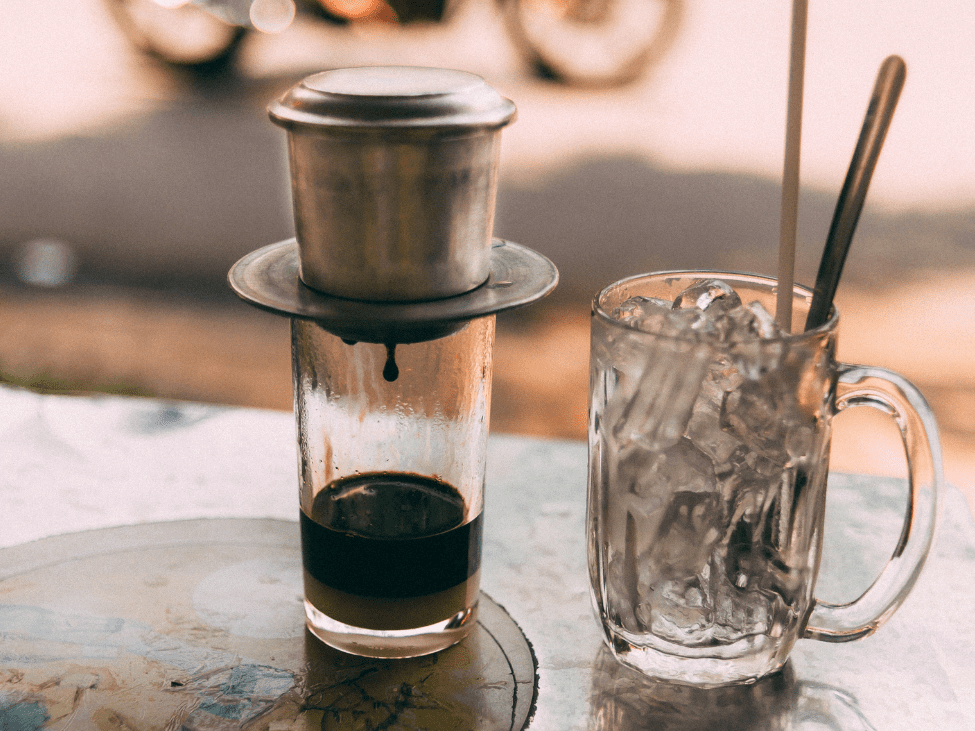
[721, 470, 809, 612]
[721, 382, 783, 461]
[606, 439, 722, 635]
[604, 448, 667, 562]
[610, 438, 717, 558]
[668, 306, 718, 336]
[685, 378, 743, 467]
[606, 337, 713, 452]
[712, 584, 772, 640]
[596, 297, 671, 386]
[719, 373, 815, 466]
[672, 278, 742, 316]
[646, 489, 726, 582]
[639, 575, 712, 639]
[730, 339, 787, 381]
[632, 437, 717, 499]
[719, 301, 788, 378]
[713, 443, 780, 482]
[612, 295, 718, 339]
[611, 295, 672, 329]
[630, 488, 727, 639]
[722, 472, 781, 586]
[723, 300, 781, 340]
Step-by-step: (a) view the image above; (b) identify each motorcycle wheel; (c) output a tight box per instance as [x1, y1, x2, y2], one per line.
[104, 0, 248, 73]
[499, 0, 684, 87]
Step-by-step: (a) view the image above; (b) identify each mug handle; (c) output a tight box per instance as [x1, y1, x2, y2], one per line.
[804, 364, 941, 642]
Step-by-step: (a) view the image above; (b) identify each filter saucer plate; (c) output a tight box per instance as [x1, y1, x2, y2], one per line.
[228, 238, 558, 343]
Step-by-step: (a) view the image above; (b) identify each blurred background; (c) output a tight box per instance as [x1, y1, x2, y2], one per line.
[1, 0, 973, 512]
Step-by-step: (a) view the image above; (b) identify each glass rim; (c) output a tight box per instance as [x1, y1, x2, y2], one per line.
[592, 270, 839, 342]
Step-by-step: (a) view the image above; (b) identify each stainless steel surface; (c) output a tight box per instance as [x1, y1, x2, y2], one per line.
[269, 66, 516, 302]
[228, 238, 558, 343]
[806, 55, 907, 331]
[0, 386, 972, 728]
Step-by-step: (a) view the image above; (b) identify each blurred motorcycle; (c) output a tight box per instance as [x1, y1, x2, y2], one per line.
[104, 0, 683, 86]
[499, 0, 682, 86]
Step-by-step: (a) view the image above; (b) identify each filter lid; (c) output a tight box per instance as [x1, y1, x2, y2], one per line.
[268, 66, 516, 132]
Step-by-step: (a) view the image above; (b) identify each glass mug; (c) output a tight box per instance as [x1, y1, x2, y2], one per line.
[587, 271, 940, 686]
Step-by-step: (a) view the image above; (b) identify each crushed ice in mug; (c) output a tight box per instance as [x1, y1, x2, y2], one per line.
[600, 277, 826, 649]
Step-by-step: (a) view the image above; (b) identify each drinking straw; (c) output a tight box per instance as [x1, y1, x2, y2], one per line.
[775, 0, 809, 332]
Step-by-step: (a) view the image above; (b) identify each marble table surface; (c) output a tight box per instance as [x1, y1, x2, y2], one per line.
[1, 385, 973, 729]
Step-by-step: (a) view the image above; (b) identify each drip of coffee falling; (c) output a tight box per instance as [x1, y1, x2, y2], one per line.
[340, 340, 399, 382]
[383, 344, 399, 382]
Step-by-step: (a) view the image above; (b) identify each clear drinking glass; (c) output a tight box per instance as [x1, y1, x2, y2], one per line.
[588, 271, 940, 686]
[293, 316, 494, 658]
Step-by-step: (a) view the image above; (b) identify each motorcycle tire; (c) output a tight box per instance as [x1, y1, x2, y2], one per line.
[104, 0, 248, 74]
[498, 0, 684, 87]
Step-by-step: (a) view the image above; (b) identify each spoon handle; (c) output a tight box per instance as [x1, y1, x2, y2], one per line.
[804, 55, 906, 331]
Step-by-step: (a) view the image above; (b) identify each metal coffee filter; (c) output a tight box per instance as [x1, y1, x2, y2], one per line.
[269, 66, 517, 303]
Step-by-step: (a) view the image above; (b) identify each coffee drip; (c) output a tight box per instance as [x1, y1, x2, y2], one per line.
[383, 344, 399, 383]
[342, 340, 399, 382]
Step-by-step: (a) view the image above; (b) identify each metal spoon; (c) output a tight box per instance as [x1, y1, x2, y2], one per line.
[804, 55, 907, 330]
